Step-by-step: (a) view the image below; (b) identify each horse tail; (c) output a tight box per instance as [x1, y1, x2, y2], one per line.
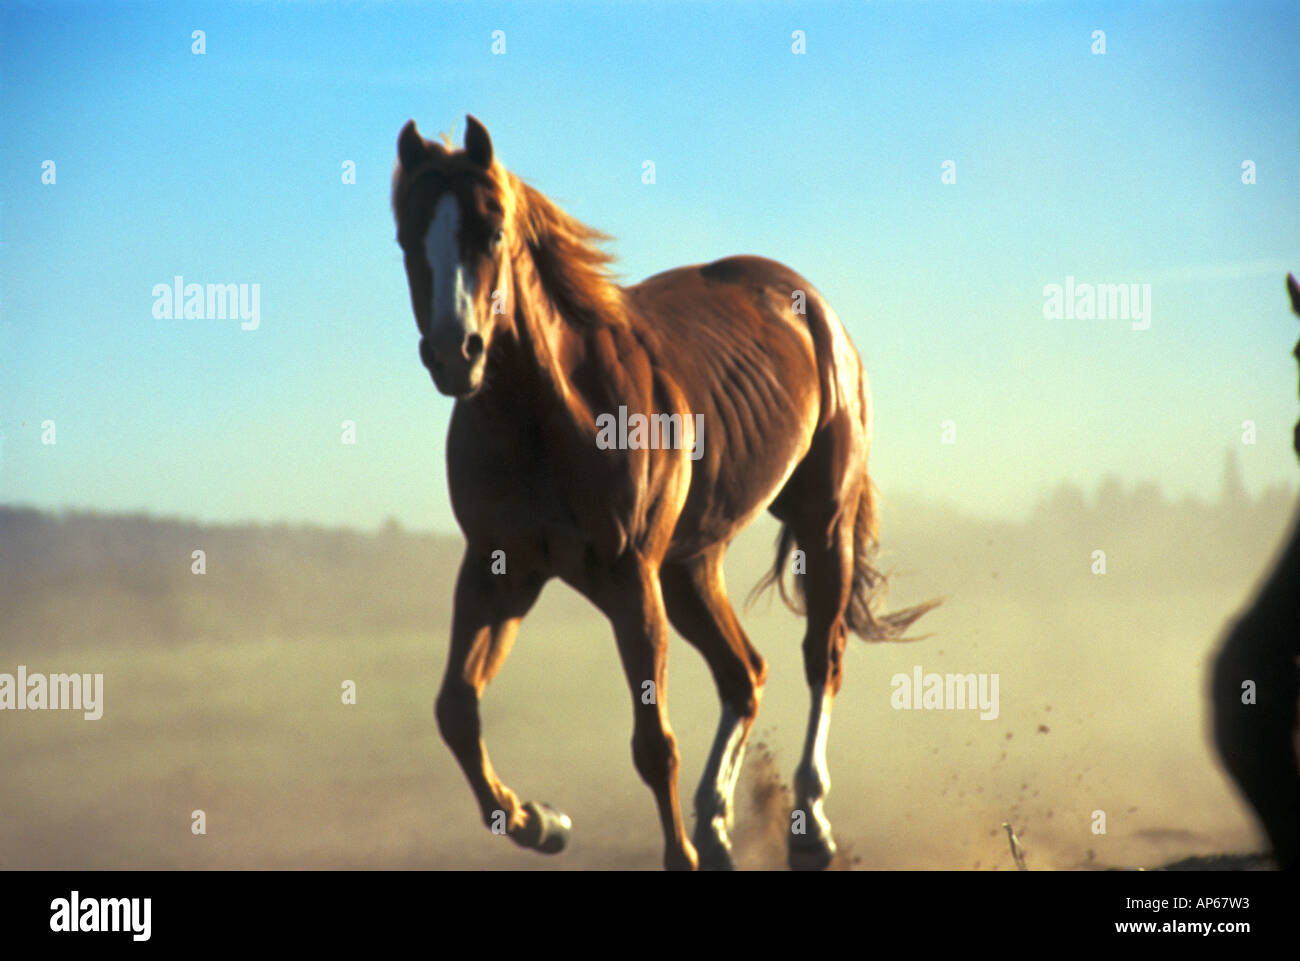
[749, 481, 938, 641]
[844, 479, 938, 640]
[749, 521, 805, 621]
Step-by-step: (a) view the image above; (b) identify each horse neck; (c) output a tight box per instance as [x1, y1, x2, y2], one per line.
[473, 246, 601, 444]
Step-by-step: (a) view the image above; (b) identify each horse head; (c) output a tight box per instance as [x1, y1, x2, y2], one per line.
[392, 116, 516, 397]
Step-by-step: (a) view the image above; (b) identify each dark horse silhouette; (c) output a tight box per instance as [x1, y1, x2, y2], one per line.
[1211, 273, 1300, 870]
[392, 115, 934, 869]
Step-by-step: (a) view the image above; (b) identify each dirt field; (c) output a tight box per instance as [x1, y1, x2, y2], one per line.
[1, 473, 1294, 869]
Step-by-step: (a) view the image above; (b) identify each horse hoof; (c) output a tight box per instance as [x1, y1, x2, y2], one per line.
[665, 841, 700, 871]
[788, 833, 836, 871]
[514, 801, 572, 854]
[694, 831, 736, 871]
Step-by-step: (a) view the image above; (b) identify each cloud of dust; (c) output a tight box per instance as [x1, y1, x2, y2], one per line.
[1, 459, 1294, 869]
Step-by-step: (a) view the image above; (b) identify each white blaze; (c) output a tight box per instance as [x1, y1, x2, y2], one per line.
[424, 193, 477, 337]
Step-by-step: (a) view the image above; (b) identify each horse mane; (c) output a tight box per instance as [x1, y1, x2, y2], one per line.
[510, 173, 626, 328]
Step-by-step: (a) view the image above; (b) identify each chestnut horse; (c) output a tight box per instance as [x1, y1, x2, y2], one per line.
[392, 115, 934, 870]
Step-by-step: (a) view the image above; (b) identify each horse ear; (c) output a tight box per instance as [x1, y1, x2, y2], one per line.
[465, 114, 493, 168]
[1287, 273, 1299, 317]
[398, 119, 430, 170]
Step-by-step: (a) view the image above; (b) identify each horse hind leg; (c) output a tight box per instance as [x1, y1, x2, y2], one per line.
[661, 549, 767, 870]
[784, 513, 856, 871]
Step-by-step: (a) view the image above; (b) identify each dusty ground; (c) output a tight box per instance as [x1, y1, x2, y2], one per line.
[1, 475, 1293, 870]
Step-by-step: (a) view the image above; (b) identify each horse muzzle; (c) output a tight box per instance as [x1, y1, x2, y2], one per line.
[420, 333, 485, 396]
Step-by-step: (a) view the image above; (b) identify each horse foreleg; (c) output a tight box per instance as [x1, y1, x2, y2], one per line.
[661, 552, 767, 870]
[434, 553, 567, 854]
[599, 557, 699, 870]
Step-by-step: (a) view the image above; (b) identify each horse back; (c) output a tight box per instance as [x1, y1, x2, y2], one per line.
[624, 256, 868, 553]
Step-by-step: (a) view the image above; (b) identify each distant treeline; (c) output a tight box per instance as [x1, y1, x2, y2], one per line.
[0, 508, 463, 652]
[884, 452, 1297, 602]
[1, 450, 1295, 652]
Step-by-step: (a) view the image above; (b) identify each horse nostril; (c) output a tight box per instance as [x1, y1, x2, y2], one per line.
[464, 332, 484, 359]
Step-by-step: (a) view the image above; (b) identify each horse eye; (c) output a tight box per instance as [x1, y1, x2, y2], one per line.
[490, 228, 504, 248]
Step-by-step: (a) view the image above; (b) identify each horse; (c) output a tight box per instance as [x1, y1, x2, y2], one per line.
[1210, 273, 1300, 871]
[391, 114, 936, 870]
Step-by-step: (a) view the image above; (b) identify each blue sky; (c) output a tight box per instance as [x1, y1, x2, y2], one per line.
[2, 0, 1298, 532]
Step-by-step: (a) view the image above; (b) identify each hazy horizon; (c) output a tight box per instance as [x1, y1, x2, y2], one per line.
[4, 448, 1296, 536]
